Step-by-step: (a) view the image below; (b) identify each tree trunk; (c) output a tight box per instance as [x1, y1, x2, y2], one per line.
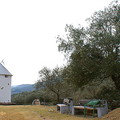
[56, 93, 60, 103]
[112, 75, 120, 91]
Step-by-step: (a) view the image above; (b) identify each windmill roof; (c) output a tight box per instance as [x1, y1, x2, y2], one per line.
[0, 63, 12, 76]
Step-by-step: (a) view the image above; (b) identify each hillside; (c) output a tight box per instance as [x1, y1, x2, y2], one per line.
[11, 84, 35, 94]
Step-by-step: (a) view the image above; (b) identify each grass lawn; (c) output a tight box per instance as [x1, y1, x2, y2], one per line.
[0, 105, 100, 120]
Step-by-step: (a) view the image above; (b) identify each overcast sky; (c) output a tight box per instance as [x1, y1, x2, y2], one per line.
[0, 0, 112, 85]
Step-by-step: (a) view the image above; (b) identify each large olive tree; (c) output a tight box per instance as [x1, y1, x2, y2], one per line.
[57, 1, 120, 90]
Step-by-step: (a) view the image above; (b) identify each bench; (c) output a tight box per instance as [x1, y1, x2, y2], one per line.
[72, 99, 108, 118]
[57, 98, 73, 114]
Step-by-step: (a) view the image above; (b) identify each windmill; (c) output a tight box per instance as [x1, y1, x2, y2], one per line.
[0, 59, 5, 65]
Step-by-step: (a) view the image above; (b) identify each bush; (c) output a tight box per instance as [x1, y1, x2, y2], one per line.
[96, 87, 120, 110]
[12, 91, 44, 105]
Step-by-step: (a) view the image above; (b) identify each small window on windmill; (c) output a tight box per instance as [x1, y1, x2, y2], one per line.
[1, 87, 4, 90]
[5, 75, 9, 78]
[8, 83, 10, 85]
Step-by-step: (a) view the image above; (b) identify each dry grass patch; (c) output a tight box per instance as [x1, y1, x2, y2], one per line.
[0, 105, 99, 120]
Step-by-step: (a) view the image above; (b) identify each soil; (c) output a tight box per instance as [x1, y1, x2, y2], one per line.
[101, 108, 120, 120]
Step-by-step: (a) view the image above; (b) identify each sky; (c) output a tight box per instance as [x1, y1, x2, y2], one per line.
[0, 0, 113, 85]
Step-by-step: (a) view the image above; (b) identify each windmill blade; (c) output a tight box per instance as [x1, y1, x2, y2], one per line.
[1, 59, 5, 65]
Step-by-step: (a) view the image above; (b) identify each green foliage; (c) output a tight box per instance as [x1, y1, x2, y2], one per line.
[11, 90, 45, 105]
[96, 87, 120, 110]
[57, 1, 120, 90]
[35, 67, 74, 103]
[12, 93, 25, 105]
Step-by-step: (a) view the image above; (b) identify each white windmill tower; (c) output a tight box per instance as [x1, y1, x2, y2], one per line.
[0, 60, 12, 103]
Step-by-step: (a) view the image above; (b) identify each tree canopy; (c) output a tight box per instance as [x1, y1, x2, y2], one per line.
[35, 67, 71, 102]
[57, 1, 120, 90]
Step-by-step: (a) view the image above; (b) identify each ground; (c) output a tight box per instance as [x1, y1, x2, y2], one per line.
[101, 108, 120, 120]
[0, 105, 119, 120]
